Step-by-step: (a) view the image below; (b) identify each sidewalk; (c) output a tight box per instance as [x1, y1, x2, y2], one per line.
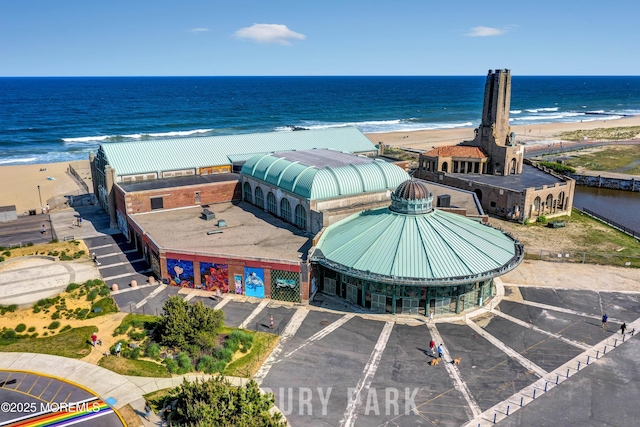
[0, 352, 247, 426]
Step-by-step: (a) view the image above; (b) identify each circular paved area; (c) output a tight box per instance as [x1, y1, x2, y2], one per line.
[0, 370, 124, 426]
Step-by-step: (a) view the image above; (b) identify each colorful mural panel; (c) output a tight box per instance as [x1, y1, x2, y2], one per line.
[271, 269, 301, 303]
[200, 262, 229, 292]
[166, 258, 194, 288]
[234, 274, 244, 295]
[244, 267, 265, 299]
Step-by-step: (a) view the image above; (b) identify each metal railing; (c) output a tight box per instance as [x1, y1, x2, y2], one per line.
[578, 207, 640, 239]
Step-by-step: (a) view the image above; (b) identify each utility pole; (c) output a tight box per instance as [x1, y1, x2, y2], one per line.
[37, 185, 43, 213]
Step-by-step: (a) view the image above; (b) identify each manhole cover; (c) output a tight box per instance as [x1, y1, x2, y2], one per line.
[320, 320, 330, 326]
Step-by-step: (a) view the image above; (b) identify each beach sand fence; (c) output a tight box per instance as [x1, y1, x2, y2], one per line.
[46, 161, 95, 210]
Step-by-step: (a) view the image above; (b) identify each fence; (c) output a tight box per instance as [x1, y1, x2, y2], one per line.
[525, 249, 640, 268]
[579, 207, 640, 239]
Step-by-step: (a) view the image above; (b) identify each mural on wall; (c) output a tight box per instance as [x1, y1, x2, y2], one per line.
[116, 210, 129, 237]
[166, 258, 194, 288]
[234, 275, 244, 295]
[244, 267, 265, 299]
[271, 269, 301, 303]
[200, 262, 229, 292]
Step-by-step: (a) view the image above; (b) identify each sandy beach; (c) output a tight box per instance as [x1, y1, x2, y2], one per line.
[1, 116, 640, 214]
[0, 160, 90, 214]
[365, 115, 640, 151]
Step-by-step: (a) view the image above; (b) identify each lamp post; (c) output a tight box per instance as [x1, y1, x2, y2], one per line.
[37, 185, 43, 213]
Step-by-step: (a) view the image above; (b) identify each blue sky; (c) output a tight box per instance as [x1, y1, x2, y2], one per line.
[1, 0, 637, 76]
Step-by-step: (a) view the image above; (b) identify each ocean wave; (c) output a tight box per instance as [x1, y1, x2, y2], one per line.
[0, 157, 37, 165]
[525, 107, 559, 113]
[277, 119, 476, 134]
[62, 128, 215, 144]
[510, 110, 522, 114]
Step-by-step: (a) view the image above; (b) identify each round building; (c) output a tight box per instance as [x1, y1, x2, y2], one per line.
[312, 179, 524, 315]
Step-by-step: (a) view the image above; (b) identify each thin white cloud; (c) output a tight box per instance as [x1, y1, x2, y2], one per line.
[189, 28, 210, 34]
[234, 23, 305, 45]
[466, 26, 505, 37]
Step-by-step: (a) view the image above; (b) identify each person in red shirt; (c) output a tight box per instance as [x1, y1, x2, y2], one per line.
[429, 339, 436, 355]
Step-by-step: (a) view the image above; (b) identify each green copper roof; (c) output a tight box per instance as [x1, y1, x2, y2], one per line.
[99, 127, 377, 177]
[241, 151, 410, 201]
[314, 206, 523, 285]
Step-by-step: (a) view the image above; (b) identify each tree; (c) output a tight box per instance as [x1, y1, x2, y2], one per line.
[161, 376, 286, 427]
[159, 296, 225, 354]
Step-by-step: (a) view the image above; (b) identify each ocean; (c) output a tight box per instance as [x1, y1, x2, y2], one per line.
[1, 76, 640, 165]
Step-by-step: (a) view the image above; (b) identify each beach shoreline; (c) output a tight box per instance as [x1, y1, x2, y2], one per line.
[365, 115, 640, 151]
[2, 116, 640, 214]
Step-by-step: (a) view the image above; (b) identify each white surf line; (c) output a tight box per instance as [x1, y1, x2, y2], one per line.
[282, 313, 355, 360]
[341, 321, 394, 427]
[464, 316, 640, 427]
[135, 284, 167, 309]
[239, 300, 270, 329]
[491, 309, 591, 351]
[254, 307, 309, 385]
[465, 319, 548, 378]
[427, 323, 481, 420]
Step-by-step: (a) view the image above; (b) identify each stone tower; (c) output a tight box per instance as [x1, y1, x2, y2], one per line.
[467, 69, 523, 176]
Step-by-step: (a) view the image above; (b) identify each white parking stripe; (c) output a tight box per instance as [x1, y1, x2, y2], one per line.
[135, 285, 167, 309]
[341, 321, 394, 427]
[240, 300, 270, 329]
[282, 313, 355, 360]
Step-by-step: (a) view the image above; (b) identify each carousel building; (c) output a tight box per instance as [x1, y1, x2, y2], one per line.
[311, 179, 524, 315]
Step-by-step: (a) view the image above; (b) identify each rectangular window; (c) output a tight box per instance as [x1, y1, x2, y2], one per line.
[150, 197, 164, 210]
[490, 201, 497, 208]
[195, 192, 201, 204]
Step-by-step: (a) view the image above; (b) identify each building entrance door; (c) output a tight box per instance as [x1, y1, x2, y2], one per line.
[346, 284, 358, 304]
[370, 293, 386, 312]
[402, 298, 419, 314]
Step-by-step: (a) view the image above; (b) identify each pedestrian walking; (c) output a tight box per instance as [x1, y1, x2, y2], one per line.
[429, 339, 436, 355]
[41, 224, 46, 234]
[601, 313, 608, 330]
[78, 216, 83, 227]
[144, 402, 152, 421]
[115, 342, 122, 357]
[620, 322, 627, 335]
[45, 204, 50, 213]
[429, 311, 434, 323]
[270, 315, 274, 329]
[437, 344, 443, 359]
[91, 332, 98, 347]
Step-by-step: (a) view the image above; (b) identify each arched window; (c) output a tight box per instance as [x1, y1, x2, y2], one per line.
[266, 192, 277, 215]
[255, 187, 264, 209]
[546, 194, 554, 213]
[295, 204, 307, 230]
[509, 158, 517, 174]
[533, 196, 541, 214]
[243, 182, 252, 203]
[441, 162, 448, 173]
[280, 198, 291, 222]
[558, 191, 565, 210]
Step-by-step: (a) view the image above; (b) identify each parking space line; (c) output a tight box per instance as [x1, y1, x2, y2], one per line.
[89, 244, 112, 250]
[135, 285, 167, 309]
[428, 322, 481, 419]
[254, 307, 309, 385]
[96, 252, 120, 259]
[341, 321, 394, 427]
[212, 296, 231, 310]
[465, 318, 548, 378]
[98, 261, 130, 269]
[102, 272, 135, 281]
[518, 300, 621, 322]
[492, 309, 591, 351]
[240, 300, 270, 329]
[123, 249, 138, 254]
[283, 313, 355, 360]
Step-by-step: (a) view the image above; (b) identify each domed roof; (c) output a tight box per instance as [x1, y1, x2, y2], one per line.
[390, 179, 433, 215]
[314, 205, 523, 285]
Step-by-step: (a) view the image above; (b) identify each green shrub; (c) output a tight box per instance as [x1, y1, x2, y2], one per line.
[48, 321, 60, 330]
[538, 161, 576, 174]
[26, 242, 34, 247]
[165, 358, 178, 374]
[537, 215, 548, 224]
[27, 327, 36, 333]
[215, 348, 233, 363]
[145, 343, 161, 359]
[77, 308, 89, 319]
[98, 286, 110, 297]
[51, 311, 61, 320]
[128, 330, 147, 341]
[66, 283, 81, 293]
[176, 352, 194, 374]
[2, 251, 11, 257]
[15, 324, 27, 333]
[129, 346, 142, 360]
[0, 257, 4, 263]
[87, 288, 99, 301]
[30, 332, 38, 338]
[60, 325, 72, 332]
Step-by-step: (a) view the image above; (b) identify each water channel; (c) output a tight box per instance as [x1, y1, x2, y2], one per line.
[572, 186, 640, 234]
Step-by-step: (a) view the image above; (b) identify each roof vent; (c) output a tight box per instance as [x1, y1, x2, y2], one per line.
[217, 219, 227, 228]
[201, 209, 215, 221]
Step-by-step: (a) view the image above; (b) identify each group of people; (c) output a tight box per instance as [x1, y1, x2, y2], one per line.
[428, 339, 444, 359]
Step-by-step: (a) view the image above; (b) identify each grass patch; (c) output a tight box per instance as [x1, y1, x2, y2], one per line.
[557, 126, 640, 142]
[113, 313, 160, 336]
[98, 356, 171, 378]
[564, 145, 640, 172]
[87, 297, 118, 319]
[0, 326, 95, 358]
[223, 328, 279, 378]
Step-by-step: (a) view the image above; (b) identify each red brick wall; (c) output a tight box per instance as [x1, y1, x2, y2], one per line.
[114, 185, 126, 215]
[125, 181, 241, 214]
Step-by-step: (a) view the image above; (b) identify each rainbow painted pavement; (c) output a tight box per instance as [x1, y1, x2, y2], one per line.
[3, 398, 114, 427]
